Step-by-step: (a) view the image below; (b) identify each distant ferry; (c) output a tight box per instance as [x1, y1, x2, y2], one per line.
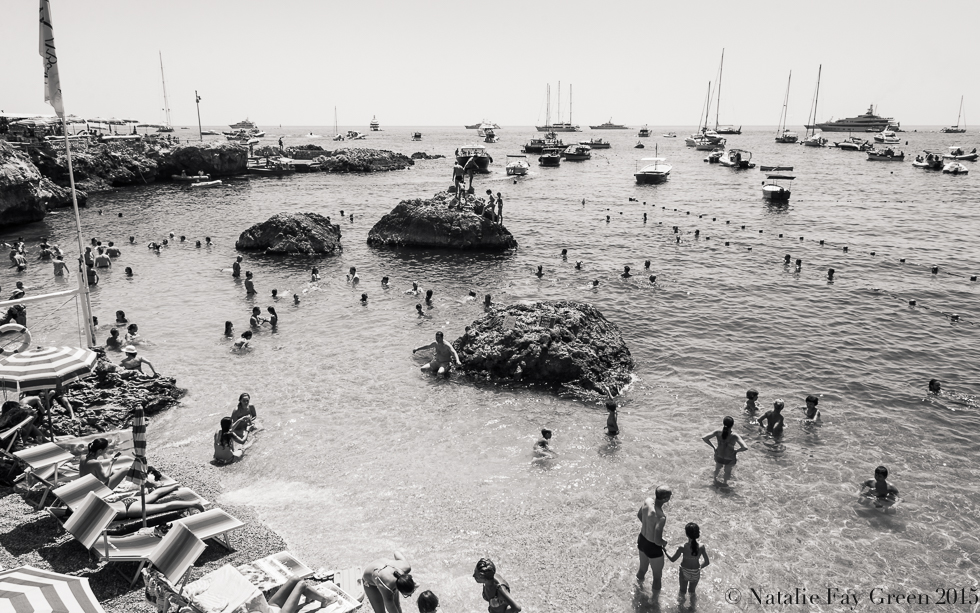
[590, 119, 629, 130]
[229, 118, 258, 130]
[805, 104, 897, 133]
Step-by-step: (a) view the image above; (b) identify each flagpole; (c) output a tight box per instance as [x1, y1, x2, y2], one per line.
[62, 121, 96, 347]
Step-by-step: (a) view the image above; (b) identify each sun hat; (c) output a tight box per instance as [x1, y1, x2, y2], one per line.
[123, 345, 137, 354]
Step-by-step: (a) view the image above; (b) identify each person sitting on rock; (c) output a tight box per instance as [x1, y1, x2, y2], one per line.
[121, 346, 157, 377]
[413, 331, 459, 377]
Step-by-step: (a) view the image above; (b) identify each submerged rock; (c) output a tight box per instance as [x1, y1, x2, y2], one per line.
[411, 152, 446, 160]
[453, 300, 634, 397]
[367, 191, 517, 251]
[0, 141, 87, 227]
[236, 212, 342, 255]
[317, 148, 413, 172]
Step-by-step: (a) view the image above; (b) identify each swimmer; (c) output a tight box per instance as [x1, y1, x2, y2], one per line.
[169, 232, 175, 239]
[381, 276, 389, 288]
[591, 279, 599, 287]
[180, 236, 185, 242]
[575, 261, 582, 270]
[267, 306, 278, 327]
[535, 265, 544, 278]
[533, 428, 555, 458]
[928, 379, 941, 394]
[648, 275, 656, 284]
[605, 387, 619, 435]
[106, 241, 120, 257]
[250, 307, 266, 328]
[224, 321, 234, 337]
[802, 394, 821, 421]
[416, 303, 426, 318]
[124, 267, 133, 277]
[115, 310, 128, 324]
[105, 328, 122, 350]
[347, 267, 359, 285]
[425, 289, 433, 305]
[214, 416, 247, 464]
[361, 293, 368, 304]
[644, 260, 651, 269]
[162, 239, 169, 246]
[666, 522, 710, 600]
[702, 416, 748, 486]
[405, 281, 420, 295]
[621, 266, 631, 278]
[757, 400, 785, 436]
[349, 213, 354, 222]
[124, 324, 143, 345]
[293, 293, 300, 305]
[417, 591, 439, 613]
[561, 248, 568, 260]
[205, 237, 212, 246]
[232, 256, 242, 278]
[311, 267, 320, 282]
[861, 465, 899, 502]
[363, 552, 417, 613]
[744, 389, 759, 412]
[129, 236, 135, 244]
[196, 240, 202, 248]
[413, 331, 459, 376]
[467, 290, 477, 300]
[271, 289, 278, 299]
[472, 558, 519, 613]
[233, 331, 252, 351]
[244, 271, 256, 295]
[636, 487, 671, 589]
[484, 294, 492, 308]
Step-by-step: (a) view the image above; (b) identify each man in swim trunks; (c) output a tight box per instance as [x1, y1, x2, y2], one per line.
[757, 400, 785, 436]
[413, 331, 460, 376]
[636, 486, 671, 590]
[232, 256, 242, 278]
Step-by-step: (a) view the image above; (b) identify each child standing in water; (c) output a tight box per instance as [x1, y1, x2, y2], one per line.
[667, 522, 710, 602]
[533, 428, 554, 458]
[604, 385, 619, 435]
[743, 389, 759, 412]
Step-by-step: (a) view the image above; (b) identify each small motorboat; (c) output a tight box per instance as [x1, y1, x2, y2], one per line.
[455, 145, 493, 172]
[581, 138, 611, 149]
[523, 132, 564, 153]
[411, 132, 423, 141]
[911, 152, 945, 170]
[638, 126, 651, 137]
[762, 174, 794, 202]
[248, 157, 296, 177]
[759, 165, 794, 172]
[538, 149, 562, 167]
[563, 144, 592, 161]
[634, 141, 645, 149]
[662, 132, 677, 138]
[505, 154, 530, 176]
[834, 138, 871, 151]
[943, 146, 978, 161]
[873, 130, 900, 144]
[635, 153, 672, 184]
[333, 133, 346, 141]
[695, 137, 724, 151]
[172, 173, 211, 182]
[201, 130, 219, 136]
[704, 149, 724, 163]
[867, 148, 905, 161]
[346, 130, 367, 140]
[719, 148, 755, 169]
[188, 179, 222, 188]
[942, 161, 969, 174]
[483, 129, 499, 143]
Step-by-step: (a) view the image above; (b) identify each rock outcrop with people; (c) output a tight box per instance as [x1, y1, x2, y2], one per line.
[0, 140, 85, 227]
[235, 212, 343, 255]
[367, 191, 517, 250]
[453, 300, 634, 397]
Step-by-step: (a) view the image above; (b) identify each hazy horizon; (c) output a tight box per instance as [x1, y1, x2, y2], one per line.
[3, 0, 977, 128]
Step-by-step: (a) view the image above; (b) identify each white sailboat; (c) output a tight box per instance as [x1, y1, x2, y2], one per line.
[775, 71, 798, 143]
[714, 49, 741, 134]
[157, 51, 173, 133]
[332, 107, 344, 141]
[803, 65, 828, 147]
[941, 96, 967, 134]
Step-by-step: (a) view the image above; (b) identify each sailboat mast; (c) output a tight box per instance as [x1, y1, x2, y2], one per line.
[159, 51, 171, 129]
[956, 95, 964, 128]
[546, 84, 551, 128]
[557, 81, 561, 125]
[778, 71, 792, 134]
[812, 65, 822, 138]
[701, 81, 712, 133]
[715, 49, 724, 130]
[570, 84, 573, 126]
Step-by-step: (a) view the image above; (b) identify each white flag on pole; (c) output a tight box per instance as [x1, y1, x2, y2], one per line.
[39, 0, 65, 119]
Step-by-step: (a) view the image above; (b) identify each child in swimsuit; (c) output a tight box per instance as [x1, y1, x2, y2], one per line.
[667, 522, 710, 601]
[861, 465, 899, 507]
[604, 386, 620, 435]
[533, 429, 554, 458]
[743, 389, 759, 413]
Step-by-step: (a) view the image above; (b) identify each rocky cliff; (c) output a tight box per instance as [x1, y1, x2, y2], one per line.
[0, 141, 86, 228]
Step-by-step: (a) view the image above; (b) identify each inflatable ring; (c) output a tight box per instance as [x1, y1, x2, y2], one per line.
[0, 323, 32, 354]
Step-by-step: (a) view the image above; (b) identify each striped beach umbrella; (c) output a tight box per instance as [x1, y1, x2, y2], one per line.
[0, 565, 106, 613]
[0, 347, 97, 393]
[125, 406, 148, 526]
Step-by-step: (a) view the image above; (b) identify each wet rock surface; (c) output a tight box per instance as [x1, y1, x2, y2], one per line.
[28, 141, 161, 193]
[367, 191, 517, 251]
[155, 141, 248, 178]
[411, 151, 446, 160]
[236, 212, 342, 254]
[316, 148, 413, 172]
[0, 141, 86, 227]
[453, 300, 634, 397]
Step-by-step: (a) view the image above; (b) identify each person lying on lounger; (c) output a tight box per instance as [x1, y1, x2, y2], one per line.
[107, 483, 205, 519]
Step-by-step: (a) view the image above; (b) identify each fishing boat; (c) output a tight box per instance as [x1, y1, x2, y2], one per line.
[590, 119, 629, 130]
[866, 148, 905, 161]
[505, 154, 530, 176]
[704, 149, 724, 163]
[466, 120, 500, 130]
[411, 132, 422, 141]
[942, 161, 969, 174]
[483, 128, 498, 143]
[158, 52, 174, 132]
[535, 83, 582, 132]
[943, 146, 978, 161]
[774, 72, 798, 143]
[369, 116, 381, 131]
[538, 148, 562, 167]
[806, 104, 897, 132]
[455, 145, 493, 173]
[873, 130, 900, 144]
[638, 126, 651, 137]
[912, 152, 945, 170]
[562, 143, 592, 161]
[634, 148, 672, 184]
[662, 132, 677, 138]
[762, 174, 794, 201]
[719, 148, 755, 169]
[941, 96, 967, 133]
[712, 50, 741, 134]
[581, 138, 610, 149]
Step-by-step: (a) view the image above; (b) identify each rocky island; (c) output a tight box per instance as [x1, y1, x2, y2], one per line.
[236, 212, 342, 255]
[367, 191, 517, 250]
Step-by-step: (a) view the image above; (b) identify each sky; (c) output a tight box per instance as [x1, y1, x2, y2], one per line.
[3, 0, 978, 128]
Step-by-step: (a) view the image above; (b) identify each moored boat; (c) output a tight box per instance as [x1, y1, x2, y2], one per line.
[834, 136, 871, 151]
[188, 179, 222, 187]
[590, 119, 629, 130]
[465, 120, 501, 130]
[523, 131, 564, 153]
[538, 148, 562, 166]
[941, 96, 967, 133]
[412, 132, 423, 141]
[535, 82, 582, 132]
[662, 132, 677, 138]
[201, 130, 219, 136]
[942, 161, 969, 174]
[248, 157, 296, 176]
[774, 72, 798, 143]
[719, 148, 755, 169]
[704, 149, 724, 163]
[172, 173, 211, 182]
[943, 146, 978, 161]
[762, 174, 794, 201]
[581, 138, 610, 149]
[369, 116, 381, 131]
[866, 148, 905, 161]
[638, 126, 651, 137]
[803, 133, 828, 147]
[912, 152, 945, 170]
[635, 152, 672, 184]
[806, 104, 897, 133]
[505, 154, 530, 176]
[695, 137, 725, 151]
[455, 145, 493, 173]
[873, 130, 900, 144]
[759, 165, 793, 171]
[634, 141, 645, 149]
[346, 130, 367, 140]
[230, 118, 258, 130]
[562, 144, 592, 160]
[483, 128, 499, 143]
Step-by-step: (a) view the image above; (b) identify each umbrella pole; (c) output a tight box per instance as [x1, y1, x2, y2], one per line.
[141, 483, 147, 527]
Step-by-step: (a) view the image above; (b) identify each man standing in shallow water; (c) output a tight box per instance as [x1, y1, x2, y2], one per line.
[637, 486, 671, 590]
[413, 331, 460, 376]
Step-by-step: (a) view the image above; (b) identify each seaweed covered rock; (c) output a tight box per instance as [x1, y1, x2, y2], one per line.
[0, 141, 86, 227]
[453, 300, 633, 396]
[236, 212, 342, 255]
[157, 141, 247, 177]
[317, 148, 413, 172]
[367, 191, 517, 251]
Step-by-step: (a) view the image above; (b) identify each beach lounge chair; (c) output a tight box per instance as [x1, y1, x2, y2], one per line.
[0, 415, 34, 455]
[48, 473, 112, 511]
[172, 508, 244, 550]
[63, 491, 207, 586]
[11, 441, 75, 508]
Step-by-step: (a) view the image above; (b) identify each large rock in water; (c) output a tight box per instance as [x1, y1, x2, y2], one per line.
[453, 300, 634, 397]
[236, 212, 342, 255]
[157, 141, 247, 177]
[0, 141, 86, 227]
[316, 148, 413, 172]
[367, 191, 517, 250]
[29, 141, 159, 192]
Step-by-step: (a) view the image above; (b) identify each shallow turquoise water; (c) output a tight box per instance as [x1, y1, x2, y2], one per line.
[3, 126, 979, 612]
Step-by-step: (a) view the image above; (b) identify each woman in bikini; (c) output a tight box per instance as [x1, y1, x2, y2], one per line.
[702, 416, 748, 485]
[214, 417, 247, 465]
[473, 558, 520, 613]
[231, 393, 257, 437]
[362, 551, 417, 613]
[666, 522, 710, 602]
[80, 438, 133, 489]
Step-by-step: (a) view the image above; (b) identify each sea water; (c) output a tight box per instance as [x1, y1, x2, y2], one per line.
[3, 127, 979, 612]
